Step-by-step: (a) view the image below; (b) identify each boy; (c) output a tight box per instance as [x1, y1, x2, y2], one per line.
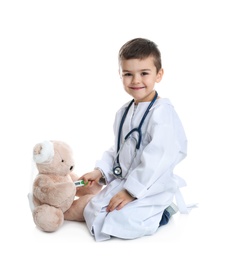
[65, 38, 188, 241]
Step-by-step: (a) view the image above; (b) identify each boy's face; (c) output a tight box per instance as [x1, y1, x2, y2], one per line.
[119, 56, 163, 104]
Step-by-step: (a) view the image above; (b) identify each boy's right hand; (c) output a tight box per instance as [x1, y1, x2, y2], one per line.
[75, 169, 103, 197]
[80, 169, 102, 186]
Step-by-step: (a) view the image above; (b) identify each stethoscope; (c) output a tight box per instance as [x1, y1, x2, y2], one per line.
[113, 91, 158, 178]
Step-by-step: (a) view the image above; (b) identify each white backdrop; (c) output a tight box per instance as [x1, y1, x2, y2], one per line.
[0, 0, 224, 259]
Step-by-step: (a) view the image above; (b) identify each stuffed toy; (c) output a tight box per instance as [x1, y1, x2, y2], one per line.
[28, 140, 102, 232]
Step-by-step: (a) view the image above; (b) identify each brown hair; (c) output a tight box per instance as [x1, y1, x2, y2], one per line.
[118, 38, 162, 72]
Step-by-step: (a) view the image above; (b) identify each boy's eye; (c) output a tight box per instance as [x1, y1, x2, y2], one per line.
[141, 72, 149, 76]
[123, 73, 132, 77]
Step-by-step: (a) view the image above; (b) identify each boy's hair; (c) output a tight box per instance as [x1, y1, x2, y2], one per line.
[118, 38, 162, 72]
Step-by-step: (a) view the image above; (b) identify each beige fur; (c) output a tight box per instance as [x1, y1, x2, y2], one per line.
[31, 140, 102, 232]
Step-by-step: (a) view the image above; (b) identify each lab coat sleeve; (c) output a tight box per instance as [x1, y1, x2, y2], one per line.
[95, 146, 116, 183]
[123, 106, 187, 199]
[94, 106, 126, 184]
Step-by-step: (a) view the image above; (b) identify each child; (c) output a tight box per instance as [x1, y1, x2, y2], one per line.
[66, 38, 189, 241]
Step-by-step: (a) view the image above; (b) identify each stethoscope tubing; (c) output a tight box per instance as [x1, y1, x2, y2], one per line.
[113, 91, 158, 177]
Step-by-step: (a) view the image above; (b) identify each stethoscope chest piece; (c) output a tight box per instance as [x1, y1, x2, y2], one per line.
[113, 165, 122, 178]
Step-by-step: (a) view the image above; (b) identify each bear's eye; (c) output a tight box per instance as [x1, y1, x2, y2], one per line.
[62, 160, 64, 162]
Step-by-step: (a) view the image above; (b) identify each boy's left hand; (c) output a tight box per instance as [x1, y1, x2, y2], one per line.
[106, 190, 135, 212]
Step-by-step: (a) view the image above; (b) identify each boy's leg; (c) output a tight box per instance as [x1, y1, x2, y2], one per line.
[64, 194, 94, 221]
[159, 202, 178, 226]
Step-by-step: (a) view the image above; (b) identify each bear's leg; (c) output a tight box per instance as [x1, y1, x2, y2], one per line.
[64, 194, 94, 221]
[33, 204, 64, 232]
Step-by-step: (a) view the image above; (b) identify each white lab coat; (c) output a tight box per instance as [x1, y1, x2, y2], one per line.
[84, 98, 188, 241]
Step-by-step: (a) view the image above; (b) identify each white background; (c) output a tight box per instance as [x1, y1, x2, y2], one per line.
[0, 0, 224, 259]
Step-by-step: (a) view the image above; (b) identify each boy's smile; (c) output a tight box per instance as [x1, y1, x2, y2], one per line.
[119, 56, 163, 104]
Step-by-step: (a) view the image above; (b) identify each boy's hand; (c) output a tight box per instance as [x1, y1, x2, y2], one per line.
[79, 169, 102, 186]
[106, 190, 135, 212]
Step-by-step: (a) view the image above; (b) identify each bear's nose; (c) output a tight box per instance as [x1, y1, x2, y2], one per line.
[70, 166, 74, 171]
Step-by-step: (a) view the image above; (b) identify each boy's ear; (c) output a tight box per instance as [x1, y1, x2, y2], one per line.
[156, 68, 164, 83]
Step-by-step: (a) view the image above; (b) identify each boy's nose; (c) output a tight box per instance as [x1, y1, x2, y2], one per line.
[132, 75, 141, 84]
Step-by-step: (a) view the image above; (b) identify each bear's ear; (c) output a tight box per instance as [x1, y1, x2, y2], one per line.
[33, 140, 54, 164]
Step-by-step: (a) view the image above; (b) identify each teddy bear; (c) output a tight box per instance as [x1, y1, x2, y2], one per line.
[28, 140, 102, 232]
